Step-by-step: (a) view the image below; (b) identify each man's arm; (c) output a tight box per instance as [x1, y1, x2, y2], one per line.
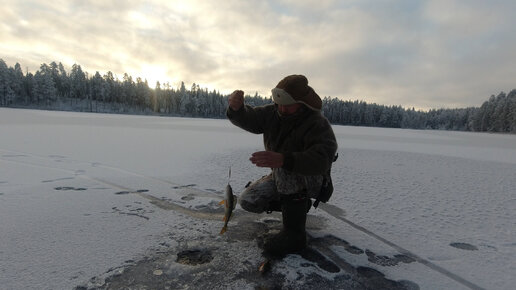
[226, 90, 274, 134]
[247, 117, 338, 175]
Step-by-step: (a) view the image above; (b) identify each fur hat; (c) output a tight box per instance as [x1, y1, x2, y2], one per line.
[271, 74, 322, 111]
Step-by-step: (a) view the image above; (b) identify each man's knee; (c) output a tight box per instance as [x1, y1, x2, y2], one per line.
[239, 197, 264, 213]
[238, 176, 277, 213]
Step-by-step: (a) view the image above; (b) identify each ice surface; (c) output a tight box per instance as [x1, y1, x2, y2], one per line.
[0, 108, 515, 289]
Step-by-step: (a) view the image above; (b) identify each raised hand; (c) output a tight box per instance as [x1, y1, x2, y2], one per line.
[228, 90, 244, 111]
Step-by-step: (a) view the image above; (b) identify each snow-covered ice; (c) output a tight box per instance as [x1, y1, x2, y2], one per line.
[0, 107, 514, 289]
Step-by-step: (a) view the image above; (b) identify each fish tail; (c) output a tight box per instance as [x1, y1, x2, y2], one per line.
[220, 226, 227, 235]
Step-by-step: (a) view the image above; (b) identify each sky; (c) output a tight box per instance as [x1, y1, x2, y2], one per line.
[1, 0, 516, 110]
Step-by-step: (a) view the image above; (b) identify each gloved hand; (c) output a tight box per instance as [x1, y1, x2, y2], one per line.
[228, 90, 244, 111]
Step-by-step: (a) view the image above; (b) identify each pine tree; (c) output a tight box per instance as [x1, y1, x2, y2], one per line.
[90, 71, 105, 112]
[57, 62, 69, 99]
[103, 71, 116, 103]
[11, 63, 25, 103]
[492, 92, 507, 132]
[32, 70, 57, 106]
[507, 90, 516, 133]
[0, 59, 10, 106]
[70, 64, 87, 100]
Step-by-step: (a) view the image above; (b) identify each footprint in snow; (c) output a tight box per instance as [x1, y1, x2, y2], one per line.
[172, 184, 197, 189]
[365, 249, 415, 266]
[450, 242, 478, 251]
[115, 191, 131, 195]
[115, 189, 149, 195]
[181, 195, 195, 201]
[55, 187, 87, 191]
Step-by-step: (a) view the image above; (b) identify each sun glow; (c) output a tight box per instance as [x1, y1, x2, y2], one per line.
[138, 64, 168, 88]
[128, 11, 156, 29]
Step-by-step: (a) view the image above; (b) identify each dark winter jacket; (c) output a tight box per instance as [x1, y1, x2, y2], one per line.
[227, 104, 338, 176]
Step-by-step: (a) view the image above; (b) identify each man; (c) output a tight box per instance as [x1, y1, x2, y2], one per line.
[227, 74, 338, 256]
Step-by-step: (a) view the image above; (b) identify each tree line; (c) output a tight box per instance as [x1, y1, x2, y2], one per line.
[322, 90, 516, 133]
[1, 59, 515, 133]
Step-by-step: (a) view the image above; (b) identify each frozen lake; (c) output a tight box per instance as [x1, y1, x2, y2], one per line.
[0, 108, 515, 289]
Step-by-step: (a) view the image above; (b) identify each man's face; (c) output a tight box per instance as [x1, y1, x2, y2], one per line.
[277, 103, 302, 116]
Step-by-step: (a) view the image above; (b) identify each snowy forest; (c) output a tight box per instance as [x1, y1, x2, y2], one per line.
[1, 59, 516, 133]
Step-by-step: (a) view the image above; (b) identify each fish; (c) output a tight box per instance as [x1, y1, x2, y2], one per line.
[219, 168, 237, 234]
[219, 183, 236, 234]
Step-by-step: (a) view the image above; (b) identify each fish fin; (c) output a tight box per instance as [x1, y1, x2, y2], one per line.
[258, 261, 265, 272]
[232, 196, 238, 209]
[258, 259, 270, 273]
[219, 200, 225, 205]
[220, 226, 227, 235]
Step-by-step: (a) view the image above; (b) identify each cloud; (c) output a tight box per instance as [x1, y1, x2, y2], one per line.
[1, 0, 516, 110]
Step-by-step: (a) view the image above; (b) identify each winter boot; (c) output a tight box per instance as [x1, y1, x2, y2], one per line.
[263, 196, 308, 257]
[267, 198, 312, 214]
[266, 199, 282, 214]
